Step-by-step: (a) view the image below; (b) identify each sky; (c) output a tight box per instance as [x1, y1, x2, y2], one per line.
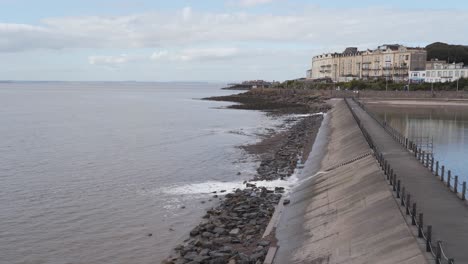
[1, 0, 468, 82]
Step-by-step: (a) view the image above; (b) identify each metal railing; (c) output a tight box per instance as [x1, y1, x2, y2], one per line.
[354, 98, 467, 203]
[344, 98, 455, 264]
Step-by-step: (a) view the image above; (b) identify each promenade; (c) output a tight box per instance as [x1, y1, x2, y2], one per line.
[273, 99, 428, 264]
[348, 99, 468, 263]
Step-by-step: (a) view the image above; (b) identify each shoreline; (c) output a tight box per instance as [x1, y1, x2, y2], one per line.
[162, 89, 329, 264]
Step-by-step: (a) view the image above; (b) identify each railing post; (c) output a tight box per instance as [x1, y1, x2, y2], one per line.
[422, 151, 426, 165]
[449, 258, 455, 264]
[412, 203, 417, 225]
[431, 156, 434, 172]
[448, 170, 451, 188]
[393, 174, 397, 191]
[436, 241, 442, 264]
[418, 213, 423, 238]
[406, 194, 411, 215]
[401, 187, 405, 206]
[455, 176, 458, 193]
[436, 161, 439, 176]
[390, 169, 394, 184]
[463, 182, 466, 201]
[426, 225, 432, 252]
[397, 180, 401, 198]
[441, 166, 445, 182]
[386, 164, 390, 180]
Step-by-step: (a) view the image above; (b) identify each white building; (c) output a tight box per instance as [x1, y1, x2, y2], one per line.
[409, 71, 426, 83]
[425, 61, 468, 83]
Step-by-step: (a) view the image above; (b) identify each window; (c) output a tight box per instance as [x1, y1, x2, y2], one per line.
[449, 71, 454, 77]
[455, 71, 460, 77]
[462, 71, 466, 77]
[438, 71, 442, 77]
[405, 55, 409, 60]
[443, 71, 447, 77]
[432, 71, 436, 77]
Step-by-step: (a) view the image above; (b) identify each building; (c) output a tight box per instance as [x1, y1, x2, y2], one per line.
[306, 69, 312, 79]
[310, 44, 427, 82]
[425, 60, 468, 83]
[409, 71, 426, 83]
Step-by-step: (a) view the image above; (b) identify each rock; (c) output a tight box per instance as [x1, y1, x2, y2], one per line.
[237, 172, 241, 175]
[209, 252, 230, 259]
[220, 190, 226, 193]
[219, 246, 233, 253]
[246, 183, 256, 188]
[148, 233, 152, 237]
[209, 258, 227, 264]
[213, 227, 226, 235]
[258, 240, 270, 247]
[183, 251, 198, 260]
[254, 246, 264, 252]
[249, 252, 265, 262]
[213, 195, 218, 198]
[229, 228, 240, 235]
[283, 199, 290, 205]
[189, 228, 199, 237]
[201, 232, 214, 238]
[174, 259, 188, 264]
[193, 255, 210, 262]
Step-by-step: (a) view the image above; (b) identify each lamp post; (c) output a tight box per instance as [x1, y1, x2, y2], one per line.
[386, 76, 388, 91]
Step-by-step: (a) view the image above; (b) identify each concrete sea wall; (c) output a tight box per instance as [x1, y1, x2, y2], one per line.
[273, 99, 429, 264]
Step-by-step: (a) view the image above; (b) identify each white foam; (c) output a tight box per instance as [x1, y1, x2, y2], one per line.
[289, 112, 325, 118]
[160, 172, 300, 196]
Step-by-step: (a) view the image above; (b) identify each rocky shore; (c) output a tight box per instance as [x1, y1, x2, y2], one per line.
[162, 88, 329, 264]
[206, 88, 328, 113]
[163, 186, 282, 264]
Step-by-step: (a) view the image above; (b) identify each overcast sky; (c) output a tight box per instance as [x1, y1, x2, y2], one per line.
[1, 0, 468, 81]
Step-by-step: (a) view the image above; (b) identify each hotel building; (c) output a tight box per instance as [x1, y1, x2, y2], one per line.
[310, 45, 427, 82]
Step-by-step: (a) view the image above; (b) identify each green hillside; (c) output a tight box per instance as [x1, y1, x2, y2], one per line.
[426, 42, 468, 64]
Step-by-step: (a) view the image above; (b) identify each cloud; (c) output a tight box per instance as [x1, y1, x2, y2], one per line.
[1, 6, 468, 54]
[88, 54, 129, 67]
[181, 6, 192, 21]
[150, 50, 169, 61]
[174, 47, 240, 61]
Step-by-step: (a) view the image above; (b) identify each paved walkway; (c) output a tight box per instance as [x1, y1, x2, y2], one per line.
[348, 99, 468, 262]
[274, 99, 428, 264]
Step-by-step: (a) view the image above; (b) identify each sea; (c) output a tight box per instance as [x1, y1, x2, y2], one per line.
[0, 82, 296, 264]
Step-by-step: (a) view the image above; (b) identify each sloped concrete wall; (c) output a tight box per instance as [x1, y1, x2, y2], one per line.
[274, 99, 428, 264]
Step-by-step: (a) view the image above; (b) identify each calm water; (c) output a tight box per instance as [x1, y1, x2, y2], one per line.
[368, 104, 468, 183]
[0, 82, 288, 264]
